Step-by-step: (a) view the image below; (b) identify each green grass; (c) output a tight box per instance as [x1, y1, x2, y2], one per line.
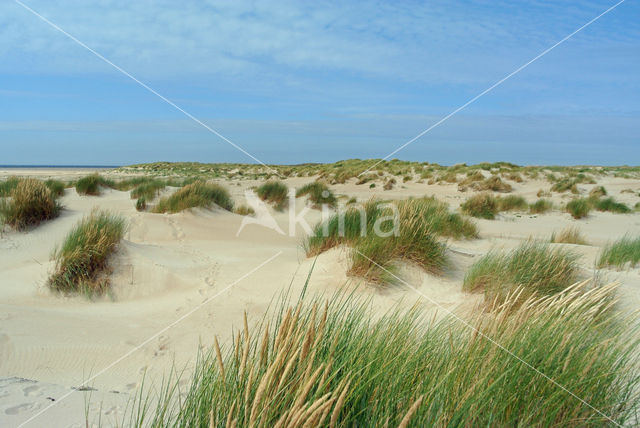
[592, 197, 631, 214]
[306, 197, 476, 283]
[496, 195, 527, 211]
[75, 174, 114, 196]
[154, 181, 233, 213]
[529, 198, 553, 214]
[0, 176, 20, 197]
[256, 180, 289, 211]
[551, 227, 588, 245]
[130, 179, 166, 200]
[566, 198, 591, 219]
[135, 197, 147, 212]
[463, 241, 580, 306]
[44, 179, 66, 197]
[598, 236, 640, 269]
[48, 210, 125, 295]
[0, 178, 61, 230]
[296, 182, 336, 207]
[124, 281, 640, 427]
[460, 193, 498, 219]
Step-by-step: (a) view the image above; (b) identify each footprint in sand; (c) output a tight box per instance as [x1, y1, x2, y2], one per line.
[23, 384, 44, 397]
[5, 402, 41, 415]
[166, 216, 185, 241]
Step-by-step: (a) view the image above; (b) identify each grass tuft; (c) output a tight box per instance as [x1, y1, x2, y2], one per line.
[153, 181, 233, 213]
[463, 241, 580, 306]
[598, 236, 640, 269]
[0, 178, 61, 230]
[296, 182, 336, 207]
[307, 197, 476, 283]
[256, 180, 288, 210]
[593, 197, 631, 214]
[551, 227, 588, 245]
[460, 193, 498, 219]
[75, 174, 114, 196]
[529, 198, 553, 214]
[234, 205, 255, 216]
[566, 198, 591, 219]
[48, 210, 125, 295]
[496, 195, 527, 211]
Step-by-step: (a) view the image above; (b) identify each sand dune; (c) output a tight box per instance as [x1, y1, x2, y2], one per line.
[1, 168, 639, 426]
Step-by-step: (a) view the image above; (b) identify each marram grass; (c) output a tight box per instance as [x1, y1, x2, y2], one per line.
[551, 226, 588, 245]
[48, 210, 125, 295]
[306, 197, 477, 283]
[598, 236, 640, 269]
[154, 181, 233, 213]
[296, 182, 336, 207]
[463, 241, 580, 306]
[0, 178, 61, 230]
[123, 282, 639, 427]
[256, 180, 289, 211]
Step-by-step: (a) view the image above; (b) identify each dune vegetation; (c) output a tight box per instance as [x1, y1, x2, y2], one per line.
[154, 181, 233, 213]
[296, 182, 336, 207]
[496, 195, 527, 212]
[75, 174, 114, 196]
[460, 193, 498, 219]
[129, 179, 166, 201]
[125, 281, 639, 427]
[550, 227, 588, 245]
[306, 197, 476, 283]
[234, 204, 255, 216]
[592, 197, 631, 214]
[0, 178, 61, 230]
[48, 210, 125, 295]
[566, 198, 592, 219]
[256, 180, 289, 211]
[529, 198, 553, 214]
[463, 241, 579, 307]
[598, 236, 640, 269]
[0, 176, 20, 197]
[44, 179, 66, 197]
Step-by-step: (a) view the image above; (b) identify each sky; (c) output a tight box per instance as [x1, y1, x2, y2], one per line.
[0, 0, 638, 166]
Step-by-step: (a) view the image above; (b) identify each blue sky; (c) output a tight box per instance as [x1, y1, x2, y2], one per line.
[1, 0, 638, 166]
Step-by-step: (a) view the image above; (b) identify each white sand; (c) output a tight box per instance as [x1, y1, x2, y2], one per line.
[1, 169, 639, 427]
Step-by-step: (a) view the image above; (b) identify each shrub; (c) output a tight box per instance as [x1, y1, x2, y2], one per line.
[154, 181, 233, 213]
[234, 205, 255, 216]
[598, 236, 640, 269]
[44, 179, 66, 197]
[127, 282, 639, 427]
[550, 227, 588, 245]
[463, 241, 579, 306]
[369, 183, 376, 189]
[461, 193, 498, 219]
[256, 181, 288, 210]
[496, 195, 527, 211]
[75, 174, 113, 196]
[529, 199, 552, 214]
[593, 197, 631, 214]
[48, 210, 125, 295]
[0, 178, 61, 229]
[566, 198, 591, 219]
[383, 178, 395, 190]
[296, 182, 336, 207]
